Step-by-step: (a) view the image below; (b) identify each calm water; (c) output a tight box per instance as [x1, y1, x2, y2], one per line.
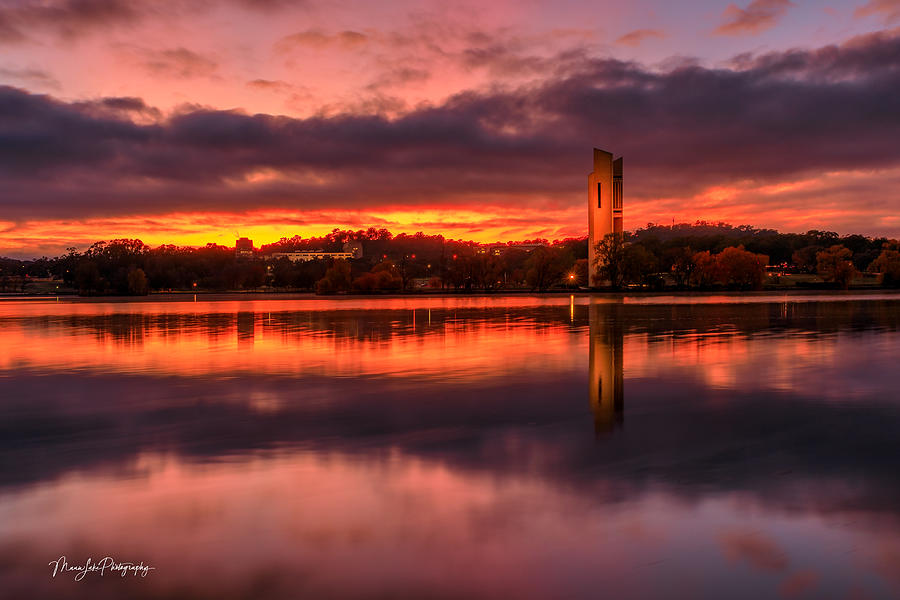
[1, 293, 899, 599]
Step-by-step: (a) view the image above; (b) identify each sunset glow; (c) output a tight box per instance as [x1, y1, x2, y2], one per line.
[4, 3, 900, 593]
[2, 0, 900, 257]
[4, 294, 900, 598]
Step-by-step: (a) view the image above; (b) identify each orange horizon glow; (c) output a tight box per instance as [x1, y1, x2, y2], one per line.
[2, 3, 899, 259]
[0, 206, 588, 256]
[4, 169, 900, 258]
[0, 296, 888, 402]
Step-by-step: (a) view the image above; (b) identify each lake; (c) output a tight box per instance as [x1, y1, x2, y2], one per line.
[1, 293, 899, 599]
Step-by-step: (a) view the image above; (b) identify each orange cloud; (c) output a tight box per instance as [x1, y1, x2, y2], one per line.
[0, 205, 589, 257]
[275, 29, 370, 52]
[5, 163, 900, 258]
[715, 0, 793, 36]
[778, 570, 819, 598]
[615, 29, 666, 47]
[855, 0, 900, 24]
[719, 529, 789, 572]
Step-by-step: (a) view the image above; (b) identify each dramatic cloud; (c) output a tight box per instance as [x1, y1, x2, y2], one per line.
[720, 530, 789, 572]
[2, 24, 900, 254]
[275, 29, 369, 52]
[0, 66, 59, 89]
[246, 79, 294, 93]
[0, 0, 142, 43]
[855, 0, 900, 23]
[615, 29, 666, 47]
[715, 0, 793, 36]
[0, 0, 300, 43]
[128, 46, 219, 79]
[778, 571, 820, 598]
[368, 67, 430, 86]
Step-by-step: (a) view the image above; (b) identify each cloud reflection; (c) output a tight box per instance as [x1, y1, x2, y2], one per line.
[0, 296, 899, 598]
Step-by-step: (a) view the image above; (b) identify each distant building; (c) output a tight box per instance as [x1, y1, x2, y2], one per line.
[482, 243, 546, 256]
[235, 237, 254, 258]
[588, 148, 623, 287]
[343, 242, 363, 259]
[271, 241, 363, 263]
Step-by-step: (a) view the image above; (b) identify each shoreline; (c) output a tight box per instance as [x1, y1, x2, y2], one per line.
[2, 288, 899, 302]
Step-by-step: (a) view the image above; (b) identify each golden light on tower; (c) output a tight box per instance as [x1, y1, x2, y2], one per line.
[588, 149, 624, 287]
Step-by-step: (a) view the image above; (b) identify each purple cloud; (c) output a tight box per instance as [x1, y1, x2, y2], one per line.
[0, 30, 898, 229]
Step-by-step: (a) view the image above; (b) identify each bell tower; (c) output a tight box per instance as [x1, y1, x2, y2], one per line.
[588, 149, 623, 287]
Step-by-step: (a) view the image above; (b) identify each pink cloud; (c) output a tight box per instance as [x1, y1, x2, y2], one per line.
[778, 570, 819, 598]
[715, 0, 794, 36]
[615, 29, 666, 47]
[719, 529, 789, 572]
[855, 0, 900, 23]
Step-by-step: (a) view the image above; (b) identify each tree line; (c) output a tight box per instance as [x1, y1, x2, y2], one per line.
[1, 222, 898, 295]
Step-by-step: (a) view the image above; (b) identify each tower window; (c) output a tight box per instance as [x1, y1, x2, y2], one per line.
[597, 183, 601, 208]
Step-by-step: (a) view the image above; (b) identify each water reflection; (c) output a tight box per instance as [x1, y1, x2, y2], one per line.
[589, 300, 624, 434]
[0, 295, 899, 599]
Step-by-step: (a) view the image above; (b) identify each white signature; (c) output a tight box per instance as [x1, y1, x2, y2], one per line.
[48, 556, 155, 581]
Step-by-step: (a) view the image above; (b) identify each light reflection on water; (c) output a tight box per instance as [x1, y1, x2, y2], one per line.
[1, 294, 899, 599]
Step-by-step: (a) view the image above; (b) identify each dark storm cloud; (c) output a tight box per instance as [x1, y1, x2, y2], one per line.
[1, 29, 900, 218]
[461, 44, 563, 76]
[98, 96, 153, 112]
[67, 95, 164, 120]
[726, 27, 900, 78]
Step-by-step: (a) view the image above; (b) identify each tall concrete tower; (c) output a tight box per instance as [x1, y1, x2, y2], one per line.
[588, 148, 623, 287]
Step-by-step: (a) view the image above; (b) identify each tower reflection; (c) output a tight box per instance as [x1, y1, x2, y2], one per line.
[237, 311, 255, 346]
[588, 300, 624, 435]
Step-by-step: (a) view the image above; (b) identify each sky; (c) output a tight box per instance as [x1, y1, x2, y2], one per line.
[1, 0, 899, 258]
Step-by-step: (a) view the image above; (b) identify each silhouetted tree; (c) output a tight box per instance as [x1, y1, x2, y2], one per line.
[716, 246, 768, 289]
[75, 261, 104, 295]
[593, 233, 626, 289]
[571, 258, 588, 287]
[869, 244, 900, 287]
[270, 257, 295, 288]
[127, 268, 149, 295]
[817, 245, 856, 289]
[665, 246, 695, 288]
[353, 260, 402, 292]
[623, 243, 658, 287]
[792, 245, 822, 273]
[691, 250, 718, 288]
[526, 247, 566, 290]
[316, 259, 352, 294]
[7, 222, 895, 295]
